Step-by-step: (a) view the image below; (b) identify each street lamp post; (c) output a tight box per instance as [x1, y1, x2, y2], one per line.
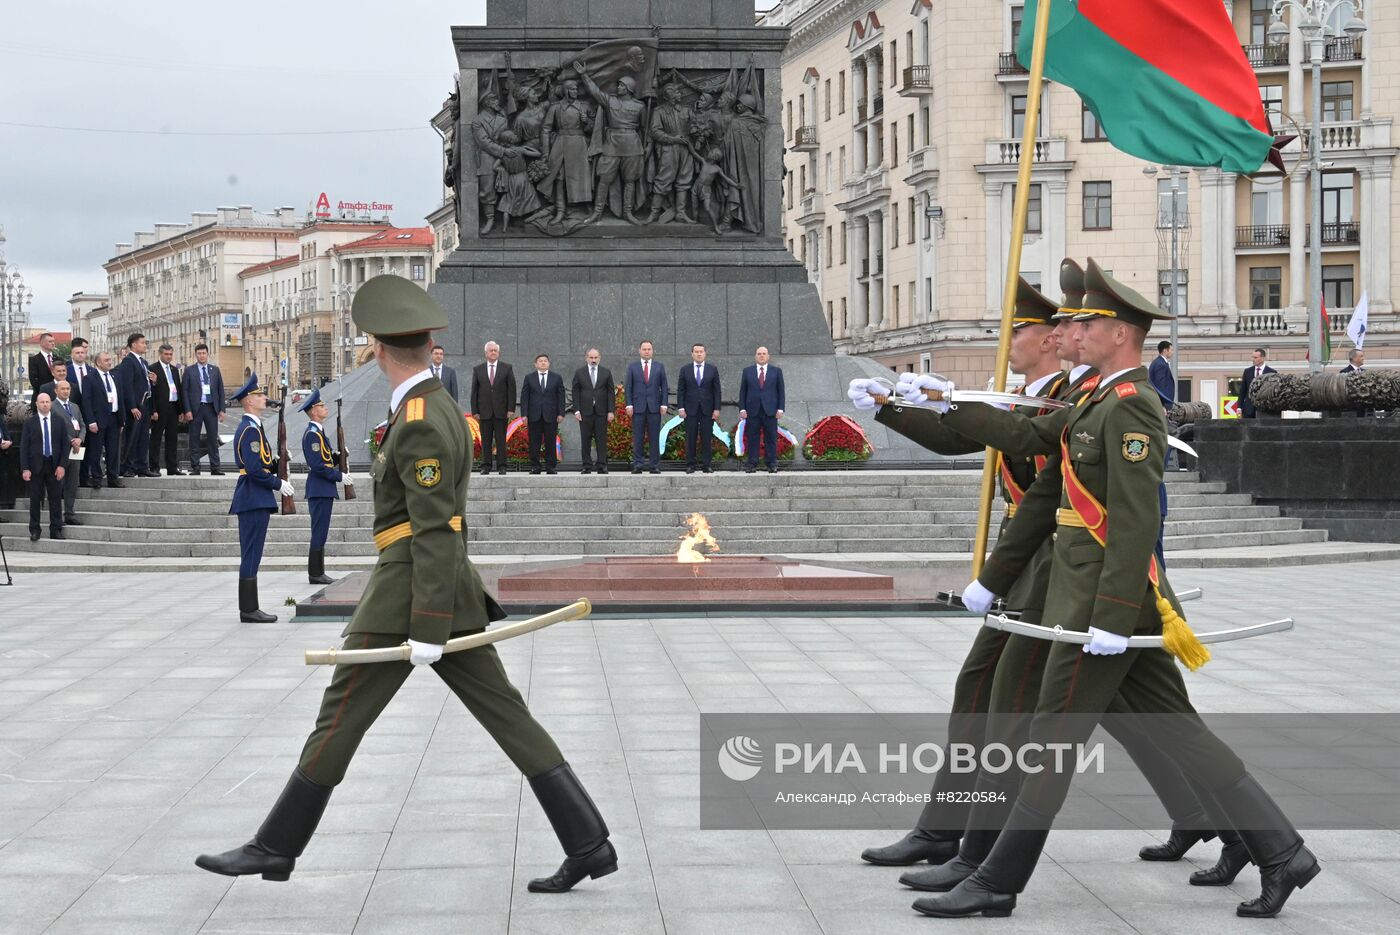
[1269, 1, 1367, 373]
[1143, 164, 1185, 395]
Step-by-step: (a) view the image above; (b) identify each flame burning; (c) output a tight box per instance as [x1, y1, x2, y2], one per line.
[676, 512, 720, 563]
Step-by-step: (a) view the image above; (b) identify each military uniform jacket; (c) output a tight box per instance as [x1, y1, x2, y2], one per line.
[347, 377, 501, 644]
[230, 416, 278, 514]
[302, 424, 343, 500]
[877, 373, 1072, 617]
[968, 368, 1182, 640]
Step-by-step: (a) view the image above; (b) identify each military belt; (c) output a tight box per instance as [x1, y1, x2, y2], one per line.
[374, 516, 464, 551]
[1005, 502, 1018, 519]
[1055, 508, 1088, 529]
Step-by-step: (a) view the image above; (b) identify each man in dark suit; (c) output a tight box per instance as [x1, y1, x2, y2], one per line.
[430, 345, 461, 402]
[20, 391, 70, 541]
[1148, 340, 1174, 407]
[66, 339, 99, 487]
[182, 343, 227, 475]
[470, 341, 516, 475]
[519, 354, 566, 475]
[0, 418, 15, 510]
[148, 343, 187, 475]
[51, 379, 86, 526]
[90, 351, 125, 488]
[37, 358, 72, 407]
[739, 345, 785, 473]
[624, 340, 669, 474]
[27, 331, 57, 410]
[1339, 348, 1372, 416]
[1239, 347, 1276, 419]
[676, 342, 722, 474]
[571, 347, 615, 474]
[118, 332, 158, 476]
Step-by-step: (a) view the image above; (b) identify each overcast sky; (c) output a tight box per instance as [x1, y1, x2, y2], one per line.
[1, 0, 485, 330]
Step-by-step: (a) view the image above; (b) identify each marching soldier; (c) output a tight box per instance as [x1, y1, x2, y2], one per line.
[197, 275, 617, 894]
[229, 374, 292, 623]
[298, 388, 352, 585]
[907, 260, 1318, 919]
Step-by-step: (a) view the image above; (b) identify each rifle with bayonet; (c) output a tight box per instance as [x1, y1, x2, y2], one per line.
[277, 396, 295, 515]
[336, 396, 355, 500]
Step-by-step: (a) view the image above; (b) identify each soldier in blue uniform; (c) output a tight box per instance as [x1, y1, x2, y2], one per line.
[230, 374, 293, 623]
[298, 388, 354, 585]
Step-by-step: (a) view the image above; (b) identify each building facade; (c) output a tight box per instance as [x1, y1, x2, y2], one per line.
[67, 292, 109, 347]
[762, 0, 1394, 408]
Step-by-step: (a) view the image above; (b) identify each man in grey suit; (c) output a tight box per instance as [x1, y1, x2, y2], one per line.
[50, 380, 87, 526]
[624, 340, 669, 474]
[430, 345, 461, 402]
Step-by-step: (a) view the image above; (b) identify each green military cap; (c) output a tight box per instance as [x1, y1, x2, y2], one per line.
[1053, 258, 1086, 320]
[351, 275, 448, 348]
[1074, 258, 1173, 331]
[1011, 277, 1059, 330]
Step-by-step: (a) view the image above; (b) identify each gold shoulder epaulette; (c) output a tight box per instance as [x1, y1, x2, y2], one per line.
[406, 398, 425, 422]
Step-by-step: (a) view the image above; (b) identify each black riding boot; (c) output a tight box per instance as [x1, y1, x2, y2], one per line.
[527, 763, 617, 893]
[195, 769, 332, 880]
[898, 827, 997, 892]
[1190, 832, 1251, 886]
[239, 577, 277, 623]
[911, 802, 1052, 918]
[860, 828, 959, 867]
[308, 548, 333, 585]
[1139, 818, 1217, 861]
[1211, 773, 1320, 917]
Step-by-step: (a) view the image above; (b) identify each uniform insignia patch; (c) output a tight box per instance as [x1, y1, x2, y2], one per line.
[1075, 431, 1095, 444]
[312, 440, 320, 451]
[414, 458, 442, 487]
[1122, 432, 1150, 462]
[1115, 383, 1139, 398]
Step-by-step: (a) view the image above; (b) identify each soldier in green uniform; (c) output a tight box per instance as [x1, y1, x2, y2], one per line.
[908, 260, 1319, 919]
[196, 275, 617, 894]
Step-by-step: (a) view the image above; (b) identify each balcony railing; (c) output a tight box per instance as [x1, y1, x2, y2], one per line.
[1324, 36, 1362, 62]
[1242, 42, 1289, 68]
[900, 64, 932, 94]
[798, 189, 823, 219]
[1329, 308, 1355, 333]
[873, 93, 884, 116]
[1306, 222, 1361, 246]
[1236, 224, 1290, 248]
[793, 125, 818, 150]
[1237, 311, 1289, 334]
[859, 255, 884, 279]
[997, 51, 1028, 76]
[985, 137, 1067, 165]
[1303, 120, 1363, 151]
[856, 100, 868, 123]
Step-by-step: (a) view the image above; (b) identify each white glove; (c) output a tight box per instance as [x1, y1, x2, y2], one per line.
[896, 372, 953, 411]
[408, 639, 444, 666]
[1083, 627, 1129, 656]
[961, 580, 996, 615]
[846, 378, 885, 412]
[342, 474, 357, 487]
[279, 480, 295, 498]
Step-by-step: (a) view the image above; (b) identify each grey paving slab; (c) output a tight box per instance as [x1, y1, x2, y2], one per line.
[1, 566, 1398, 933]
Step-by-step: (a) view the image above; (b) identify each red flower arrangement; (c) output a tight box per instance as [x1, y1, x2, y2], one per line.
[465, 414, 483, 460]
[803, 415, 873, 462]
[663, 425, 732, 461]
[605, 385, 634, 462]
[731, 420, 796, 461]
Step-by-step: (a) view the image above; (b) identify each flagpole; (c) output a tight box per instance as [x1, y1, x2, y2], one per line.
[971, 0, 1055, 578]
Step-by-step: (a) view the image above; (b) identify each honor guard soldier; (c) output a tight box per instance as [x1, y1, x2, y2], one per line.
[197, 275, 617, 894]
[298, 388, 352, 585]
[229, 374, 293, 623]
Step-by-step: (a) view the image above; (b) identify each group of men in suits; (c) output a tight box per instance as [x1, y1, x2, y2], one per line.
[451, 341, 787, 475]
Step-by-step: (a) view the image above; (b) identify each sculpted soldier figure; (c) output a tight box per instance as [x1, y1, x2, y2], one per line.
[720, 93, 765, 234]
[539, 79, 594, 225]
[471, 88, 509, 235]
[573, 60, 646, 225]
[196, 275, 618, 895]
[647, 82, 695, 224]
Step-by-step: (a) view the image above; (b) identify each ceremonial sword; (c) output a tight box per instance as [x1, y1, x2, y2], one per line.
[304, 598, 592, 665]
[981, 612, 1293, 647]
[935, 587, 1202, 613]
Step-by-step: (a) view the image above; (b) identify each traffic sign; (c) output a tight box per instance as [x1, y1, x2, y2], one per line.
[1220, 396, 1241, 419]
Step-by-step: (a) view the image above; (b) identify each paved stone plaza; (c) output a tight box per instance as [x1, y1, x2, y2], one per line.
[1, 562, 1397, 935]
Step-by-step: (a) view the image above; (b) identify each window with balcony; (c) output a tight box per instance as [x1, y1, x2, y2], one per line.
[1011, 4, 1024, 49]
[1082, 104, 1107, 142]
[1083, 181, 1113, 230]
[1322, 81, 1353, 122]
[1260, 85, 1283, 121]
[1158, 270, 1188, 315]
[1252, 180, 1283, 225]
[412, 261, 425, 281]
[920, 103, 930, 146]
[1322, 171, 1354, 224]
[1324, 264, 1354, 310]
[907, 114, 915, 156]
[1011, 93, 1041, 138]
[1250, 266, 1282, 309]
[1250, 0, 1271, 45]
[1014, 183, 1043, 233]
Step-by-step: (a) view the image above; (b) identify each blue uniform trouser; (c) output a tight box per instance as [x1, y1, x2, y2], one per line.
[631, 411, 660, 469]
[1156, 482, 1169, 569]
[745, 413, 779, 467]
[188, 403, 221, 468]
[238, 510, 271, 578]
[309, 498, 333, 551]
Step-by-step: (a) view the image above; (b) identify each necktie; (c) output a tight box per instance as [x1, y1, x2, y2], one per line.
[540, 372, 546, 389]
[590, 366, 597, 387]
[46, 353, 52, 371]
[696, 364, 702, 384]
[42, 416, 51, 458]
[643, 361, 650, 383]
[489, 363, 496, 384]
[104, 372, 115, 410]
[1256, 367, 1262, 377]
[434, 366, 440, 378]
[759, 366, 766, 389]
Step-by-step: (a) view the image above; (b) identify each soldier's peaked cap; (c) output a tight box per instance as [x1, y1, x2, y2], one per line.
[1074, 258, 1173, 331]
[1054, 259, 1086, 320]
[297, 387, 323, 414]
[351, 275, 447, 348]
[230, 372, 266, 402]
[1011, 278, 1059, 330]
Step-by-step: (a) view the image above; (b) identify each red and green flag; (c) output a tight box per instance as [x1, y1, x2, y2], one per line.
[1017, 0, 1276, 174]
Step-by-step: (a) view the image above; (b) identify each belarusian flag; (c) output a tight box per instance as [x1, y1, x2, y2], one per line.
[1320, 296, 1332, 364]
[1017, 0, 1275, 174]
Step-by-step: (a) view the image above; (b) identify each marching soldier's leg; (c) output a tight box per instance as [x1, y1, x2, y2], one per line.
[196, 634, 412, 879]
[860, 628, 1011, 867]
[434, 642, 616, 893]
[237, 511, 276, 623]
[308, 498, 333, 585]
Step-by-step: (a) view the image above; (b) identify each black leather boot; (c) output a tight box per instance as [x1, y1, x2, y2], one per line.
[239, 577, 277, 623]
[195, 769, 332, 880]
[1190, 834, 1251, 886]
[898, 828, 997, 891]
[1211, 773, 1320, 917]
[910, 803, 1052, 918]
[527, 763, 617, 893]
[860, 829, 959, 866]
[1139, 822, 1216, 861]
[308, 548, 333, 585]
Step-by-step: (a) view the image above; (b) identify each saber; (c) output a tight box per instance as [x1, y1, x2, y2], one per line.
[304, 598, 592, 665]
[876, 388, 1069, 412]
[964, 587, 1203, 619]
[981, 613, 1292, 647]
